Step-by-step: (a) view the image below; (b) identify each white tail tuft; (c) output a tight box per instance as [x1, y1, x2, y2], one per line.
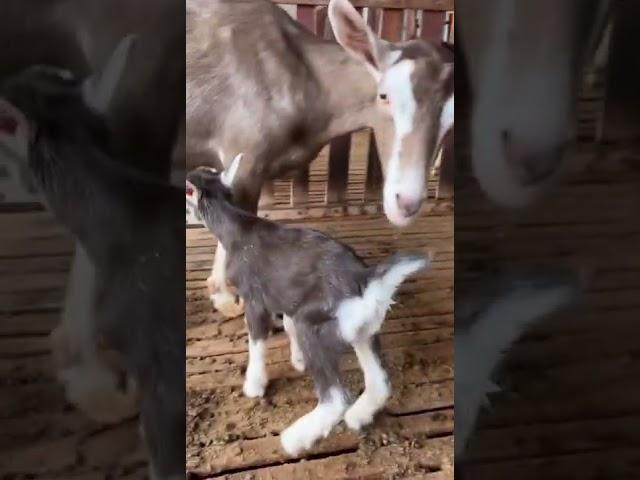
[455, 280, 578, 457]
[337, 254, 429, 343]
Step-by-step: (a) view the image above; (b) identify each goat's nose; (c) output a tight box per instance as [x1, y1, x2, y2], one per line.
[502, 130, 566, 186]
[396, 194, 422, 218]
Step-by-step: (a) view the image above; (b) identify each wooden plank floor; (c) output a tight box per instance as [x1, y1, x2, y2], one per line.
[456, 142, 640, 479]
[186, 208, 455, 479]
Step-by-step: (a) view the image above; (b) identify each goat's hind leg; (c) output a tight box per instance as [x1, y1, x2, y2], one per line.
[207, 244, 245, 318]
[283, 315, 305, 372]
[280, 319, 348, 456]
[54, 244, 139, 423]
[344, 334, 391, 431]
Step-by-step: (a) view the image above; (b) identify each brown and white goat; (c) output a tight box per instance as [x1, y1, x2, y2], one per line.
[186, 154, 430, 456]
[457, 0, 613, 207]
[186, 0, 454, 317]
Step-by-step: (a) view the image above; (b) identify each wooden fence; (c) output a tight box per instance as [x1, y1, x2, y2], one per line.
[254, 0, 455, 221]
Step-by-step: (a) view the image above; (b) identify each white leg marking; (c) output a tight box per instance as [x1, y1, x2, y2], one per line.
[243, 336, 268, 398]
[280, 386, 348, 456]
[344, 339, 390, 431]
[209, 245, 242, 316]
[283, 315, 305, 372]
[57, 360, 139, 423]
[60, 244, 98, 363]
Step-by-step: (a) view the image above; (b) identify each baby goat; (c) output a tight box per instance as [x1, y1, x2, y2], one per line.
[0, 38, 184, 480]
[186, 155, 431, 456]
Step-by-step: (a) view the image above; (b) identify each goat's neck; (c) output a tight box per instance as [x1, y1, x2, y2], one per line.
[305, 40, 379, 141]
[206, 199, 253, 251]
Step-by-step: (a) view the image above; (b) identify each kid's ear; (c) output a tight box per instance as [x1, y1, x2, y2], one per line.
[221, 153, 243, 188]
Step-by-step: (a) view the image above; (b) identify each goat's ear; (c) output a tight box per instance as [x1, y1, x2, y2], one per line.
[82, 34, 137, 114]
[221, 153, 243, 188]
[328, 0, 387, 77]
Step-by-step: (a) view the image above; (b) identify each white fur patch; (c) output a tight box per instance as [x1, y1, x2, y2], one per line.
[455, 283, 575, 457]
[62, 245, 98, 360]
[283, 315, 305, 372]
[380, 60, 426, 226]
[337, 257, 427, 343]
[280, 386, 347, 456]
[57, 360, 138, 423]
[243, 337, 268, 398]
[344, 340, 390, 430]
[438, 94, 454, 146]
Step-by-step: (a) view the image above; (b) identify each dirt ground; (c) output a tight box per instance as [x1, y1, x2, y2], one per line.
[185, 208, 455, 479]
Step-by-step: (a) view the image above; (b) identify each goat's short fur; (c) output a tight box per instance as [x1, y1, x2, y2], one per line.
[187, 160, 430, 456]
[1, 62, 185, 479]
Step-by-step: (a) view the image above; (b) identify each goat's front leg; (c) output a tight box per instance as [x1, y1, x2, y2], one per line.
[283, 315, 305, 372]
[243, 305, 271, 398]
[280, 318, 349, 456]
[207, 244, 245, 318]
[344, 335, 391, 431]
[53, 244, 139, 423]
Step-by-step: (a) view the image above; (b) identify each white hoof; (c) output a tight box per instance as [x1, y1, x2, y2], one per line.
[280, 423, 311, 457]
[242, 375, 267, 398]
[344, 404, 373, 431]
[210, 291, 244, 318]
[58, 361, 139, 423]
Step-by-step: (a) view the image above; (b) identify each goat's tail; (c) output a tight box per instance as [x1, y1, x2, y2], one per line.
[455, 269, 584, 457]
[337, 252, 431, 343]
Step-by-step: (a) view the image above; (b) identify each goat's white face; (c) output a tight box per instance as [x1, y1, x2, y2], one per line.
[328, 0, 453, 227]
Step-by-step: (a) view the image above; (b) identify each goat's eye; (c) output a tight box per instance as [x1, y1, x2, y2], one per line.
[379, 93, 389, 103]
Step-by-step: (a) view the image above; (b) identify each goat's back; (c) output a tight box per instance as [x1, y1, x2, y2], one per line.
[186, 0, 327, 171]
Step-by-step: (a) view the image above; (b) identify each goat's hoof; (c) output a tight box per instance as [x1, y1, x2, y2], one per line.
[344, 405, 373, 431]
[242, 377, 267, 398]
[58, 362, 139, 423]
[280, 425, 307, 457]
[211, 291, 245, 318]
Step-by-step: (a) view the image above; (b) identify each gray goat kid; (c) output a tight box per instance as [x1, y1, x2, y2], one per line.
[0, 39, 184, 480]
[186, 155, 430, 456]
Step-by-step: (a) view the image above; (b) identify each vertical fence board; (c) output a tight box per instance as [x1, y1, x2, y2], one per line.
[364, 131, 384, 202]
[326, 134, 351, 204]
[420, 10, 445, 42]
[381, 8, 403, 41]
[405, 10, 418, 40]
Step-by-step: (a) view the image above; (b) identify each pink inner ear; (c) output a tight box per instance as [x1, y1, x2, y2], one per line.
[0, 116, 17, 135]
